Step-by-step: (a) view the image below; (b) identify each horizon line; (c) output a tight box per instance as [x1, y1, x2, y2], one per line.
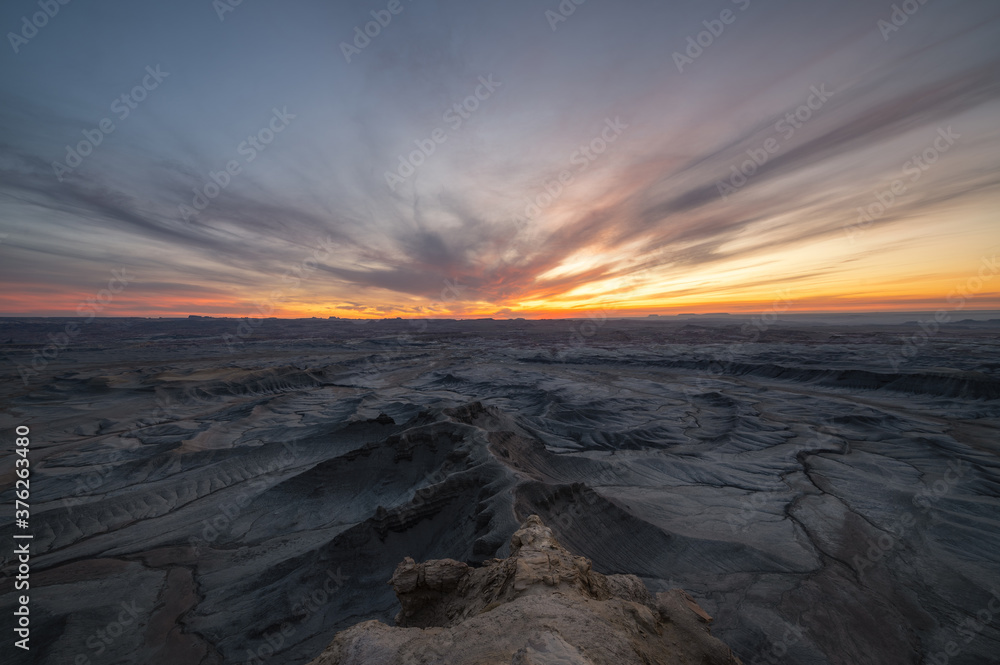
[2, 309, 1000, 321]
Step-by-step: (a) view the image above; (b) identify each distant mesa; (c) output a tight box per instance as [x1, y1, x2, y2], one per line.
[308, 515, 741, 665]
[674, 312, 732, 318]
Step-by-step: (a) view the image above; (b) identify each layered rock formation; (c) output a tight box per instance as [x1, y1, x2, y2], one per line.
[307, 515, 741, 665]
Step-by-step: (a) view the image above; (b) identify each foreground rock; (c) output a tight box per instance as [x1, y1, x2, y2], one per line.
[307, 515, 742, 665]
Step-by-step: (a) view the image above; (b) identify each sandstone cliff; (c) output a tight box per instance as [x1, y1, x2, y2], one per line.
[307, 515, 742, 665]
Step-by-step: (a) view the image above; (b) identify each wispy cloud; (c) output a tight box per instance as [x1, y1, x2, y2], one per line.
[1, 0, 998, 316]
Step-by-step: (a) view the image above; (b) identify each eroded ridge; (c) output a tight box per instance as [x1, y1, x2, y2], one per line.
[308, 515, 742, 665]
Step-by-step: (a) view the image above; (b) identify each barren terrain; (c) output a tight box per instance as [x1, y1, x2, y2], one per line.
[2, 316, 999, 664]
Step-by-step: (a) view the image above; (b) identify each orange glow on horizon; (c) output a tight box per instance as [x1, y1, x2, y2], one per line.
[2, 287, 998, 319]
[2, 232, 997, 318]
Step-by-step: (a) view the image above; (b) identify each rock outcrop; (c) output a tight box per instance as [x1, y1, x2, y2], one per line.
[307, 515, 742, 665]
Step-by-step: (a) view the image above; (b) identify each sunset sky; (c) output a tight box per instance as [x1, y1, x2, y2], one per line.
[1, 0, 998, 318]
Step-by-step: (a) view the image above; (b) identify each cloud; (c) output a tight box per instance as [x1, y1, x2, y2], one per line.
[1, 0, 999, 315]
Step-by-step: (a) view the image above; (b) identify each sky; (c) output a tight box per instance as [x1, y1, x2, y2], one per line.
[0, 0, 998, 318]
